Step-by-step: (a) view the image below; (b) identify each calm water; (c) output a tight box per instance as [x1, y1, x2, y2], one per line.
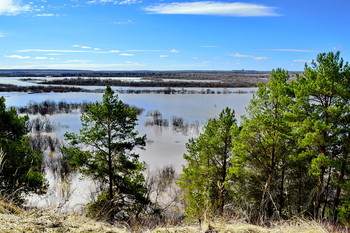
[0, 77, 254, 210]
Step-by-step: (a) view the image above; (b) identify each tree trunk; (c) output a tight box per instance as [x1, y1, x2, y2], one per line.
[279, 168, 285, 217]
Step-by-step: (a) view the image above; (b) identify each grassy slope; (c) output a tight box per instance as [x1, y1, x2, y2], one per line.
[0, 201, 346, 232]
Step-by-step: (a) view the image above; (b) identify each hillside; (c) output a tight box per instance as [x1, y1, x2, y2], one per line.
[0, 201, 343, 233]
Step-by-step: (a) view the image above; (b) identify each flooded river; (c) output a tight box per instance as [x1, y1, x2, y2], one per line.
[0, 77, 255, 211]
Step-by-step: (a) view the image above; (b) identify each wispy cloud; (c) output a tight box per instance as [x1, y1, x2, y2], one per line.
[144, 2, 280, 17]
[86, 0, 141, 5]
[5, 54, 57, 60]
[231, 53, 269, 60]
[332, 46, 344, 50]
[267, 49, 316, 52]
[199, 45, 220, 48]
[160, 55, 169, 58]
[35, 57, 56, 60]
[231, 53, 251, 58]
[114, 19, 133, 24]
[253, 56, 269, 61]
[0, 33, 5, 38]
[0, 0, 31, 15]
[36, 13, 57, 17]
[5, 55, 31, 59]
[17, 48, 117, 54]
[72, 44, 94, 49]
[118, 0, 140, 4]
[169, 49, 179, 53]
[0, 62, 144, 70]
[293, 59, 311, 63]
[120, 53, 134, 56]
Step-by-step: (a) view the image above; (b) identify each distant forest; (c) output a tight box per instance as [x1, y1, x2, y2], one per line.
[0, 69, 270, 77]
[0, 69, 299, 79]
[0, 69, 301, 89]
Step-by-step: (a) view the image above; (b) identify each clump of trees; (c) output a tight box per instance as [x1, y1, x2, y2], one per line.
[37, 77, 265, 88]
[0, 97, 47, 203]
[179, 52, 350, 225]
[0, 84, 89, 93]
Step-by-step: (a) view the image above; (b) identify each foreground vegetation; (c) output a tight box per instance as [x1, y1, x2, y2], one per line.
[0, 201, 342, 232]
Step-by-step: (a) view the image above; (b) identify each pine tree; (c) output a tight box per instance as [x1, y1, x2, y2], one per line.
[231, 69, 295, 222]
[62, 86, 149, 221]
[0, 96, 47, 203]
[292, 51, 350, 221]
[178, 107, 239, 220]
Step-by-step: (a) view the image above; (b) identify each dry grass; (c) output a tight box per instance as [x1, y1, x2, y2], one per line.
[147, 219, 342, 233]
[0, 200, 128, 233]
[0, 201, 347, 233]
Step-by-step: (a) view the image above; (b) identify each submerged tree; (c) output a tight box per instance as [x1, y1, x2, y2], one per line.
[178, 107, 239, 220]
[62, 86, 149, 221]
[0, 96, 47, 203]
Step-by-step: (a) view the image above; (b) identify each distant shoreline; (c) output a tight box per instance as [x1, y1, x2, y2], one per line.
[0, 70, 300, 91]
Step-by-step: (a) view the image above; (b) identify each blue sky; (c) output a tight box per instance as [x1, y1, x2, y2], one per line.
[0, 0, 349, 71]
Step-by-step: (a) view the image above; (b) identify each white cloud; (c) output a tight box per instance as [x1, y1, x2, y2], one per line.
[231, 53, 269, 61]
[5, 54, 31, 59]
[160, 55, 169, 58]
[72, 44, 92, 49]
[253, 56, 269, 61]
[5, 54, 57, 60]
[18, 49, 93, 53]
[87, 0, 140, 4]
[0, 0, 31, 15]
[35, 57, 48, 60]
[120, 53, 134, 56]
[0, 33, 5, 37]
[17, 48, 117, 54]
[231, 53, 251, 58]
[35, 56, 56, 60]
[267, 49, 316, 52]
[118, 0, 140, 4]
[293, 59, 311, 63]
[0, 62, 144, 70]
[169, 49, 179, 53]
[144, 2, 280, 17]
[332, 46, 344, 50]
[36, 13, 55, 17]
[114, 20, 133, 24]
[109, 50, 120, 53]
